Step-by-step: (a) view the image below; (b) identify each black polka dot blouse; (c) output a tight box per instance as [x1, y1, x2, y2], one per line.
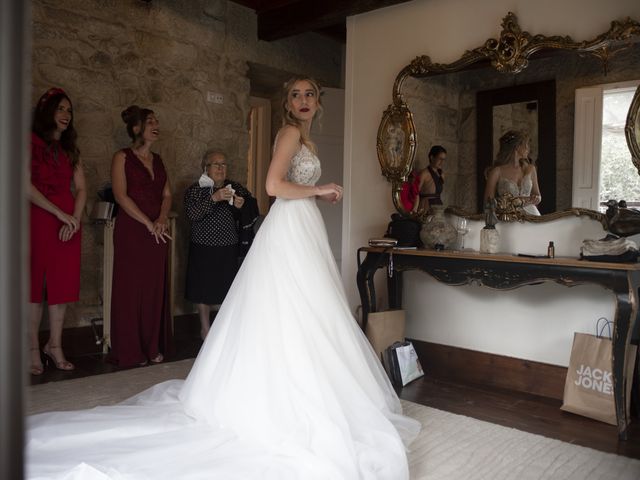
[184, 180, 251, 247]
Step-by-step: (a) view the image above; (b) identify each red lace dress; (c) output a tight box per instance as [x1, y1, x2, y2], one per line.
[108, 148, 173, 366]
[30, 133, 81, 304]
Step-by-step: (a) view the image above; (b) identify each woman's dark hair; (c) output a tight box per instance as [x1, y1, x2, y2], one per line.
[32, 88, 80, 168]
[121, 105, 154, 144]
[428, 145, 447, 160]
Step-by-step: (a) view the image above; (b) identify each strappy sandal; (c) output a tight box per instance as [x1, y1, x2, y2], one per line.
[150, 353, 164, 364]
[42, 344, 75, 371]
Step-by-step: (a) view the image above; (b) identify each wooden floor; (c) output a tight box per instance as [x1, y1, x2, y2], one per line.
[30, 320, 640, 460]
[402, 376, 640, 459]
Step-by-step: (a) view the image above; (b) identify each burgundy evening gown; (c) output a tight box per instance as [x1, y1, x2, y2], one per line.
[109, 148, 173, 367]
[30, 133, 81, 304]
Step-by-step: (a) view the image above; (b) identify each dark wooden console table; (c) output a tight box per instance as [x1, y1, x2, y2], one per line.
[356, 246, 640, 440]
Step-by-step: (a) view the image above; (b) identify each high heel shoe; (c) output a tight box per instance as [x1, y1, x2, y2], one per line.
[42, 344, 75, 371]
[150, 353, 164, 364]
[30, 347, 44, 376]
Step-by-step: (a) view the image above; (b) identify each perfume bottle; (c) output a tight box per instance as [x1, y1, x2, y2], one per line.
[547, 241, 555, 258]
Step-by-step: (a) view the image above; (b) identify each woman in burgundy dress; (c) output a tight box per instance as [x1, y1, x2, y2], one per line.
[109, 105, 173, 367]
[29, 87, 87, 375]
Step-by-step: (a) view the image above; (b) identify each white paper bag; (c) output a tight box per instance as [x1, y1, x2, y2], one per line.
[385, 341, 424, 387]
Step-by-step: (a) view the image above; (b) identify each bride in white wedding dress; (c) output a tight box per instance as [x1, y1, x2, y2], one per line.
[484, 130, 542, 216]
[26, 77, 420, 480]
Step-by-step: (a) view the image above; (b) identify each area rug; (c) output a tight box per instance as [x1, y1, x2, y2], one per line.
[27, 359, 640, 479]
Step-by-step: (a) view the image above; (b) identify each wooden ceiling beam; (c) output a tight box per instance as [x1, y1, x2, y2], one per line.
[255, 0, 413, 41]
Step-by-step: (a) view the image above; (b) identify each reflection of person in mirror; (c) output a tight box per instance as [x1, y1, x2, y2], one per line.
[413, 145, 446, 213]
[386, 122, 405, 166]
[484, 130, 541, 216]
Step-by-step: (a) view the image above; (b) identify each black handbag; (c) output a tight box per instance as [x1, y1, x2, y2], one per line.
[386, 214, 421, 247]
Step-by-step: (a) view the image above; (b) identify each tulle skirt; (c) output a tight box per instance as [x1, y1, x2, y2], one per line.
[27, 197, 420, 479]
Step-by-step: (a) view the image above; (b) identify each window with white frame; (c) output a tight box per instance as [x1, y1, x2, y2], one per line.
[572, 81, 640, 211]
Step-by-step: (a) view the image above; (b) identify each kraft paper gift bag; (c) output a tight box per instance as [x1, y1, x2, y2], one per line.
[561, 328, 637, 425]
[365, 310, 405, 364]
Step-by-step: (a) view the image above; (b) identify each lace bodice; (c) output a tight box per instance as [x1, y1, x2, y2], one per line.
[287, 144, 321, 186]
[497, 174, 533, 197]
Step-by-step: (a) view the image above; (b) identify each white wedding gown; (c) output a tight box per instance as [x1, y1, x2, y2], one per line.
[26, 144, 421, 480]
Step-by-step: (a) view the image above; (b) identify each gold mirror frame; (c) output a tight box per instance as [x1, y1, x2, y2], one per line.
[376, 103, 417, 184]
[626, 85, 640, 176]
[378, 12, 640, 224]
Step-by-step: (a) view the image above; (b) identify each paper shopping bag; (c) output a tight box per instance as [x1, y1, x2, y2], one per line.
[384, 341, 424, 387]
[561, 332, 637, 425]
[365, 310, 405, 363]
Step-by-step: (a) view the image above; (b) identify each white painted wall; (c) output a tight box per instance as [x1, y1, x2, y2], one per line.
[314, 87, 345, 264]
[342, 0, 640, 366]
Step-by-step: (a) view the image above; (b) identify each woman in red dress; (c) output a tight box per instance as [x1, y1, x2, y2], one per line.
[29, 87, 87, 375]
[109, 105, 173, 367]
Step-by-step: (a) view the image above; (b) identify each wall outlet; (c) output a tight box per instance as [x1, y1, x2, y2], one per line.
[207, 91, 224, 104]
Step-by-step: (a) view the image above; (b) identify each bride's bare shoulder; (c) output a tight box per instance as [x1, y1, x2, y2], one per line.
[275, 125, 301, 146]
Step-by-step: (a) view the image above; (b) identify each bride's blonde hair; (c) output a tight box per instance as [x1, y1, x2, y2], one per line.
[493, 130, 530, 168]
[281, 76, 323, 154]
[483, 130, 533, 180]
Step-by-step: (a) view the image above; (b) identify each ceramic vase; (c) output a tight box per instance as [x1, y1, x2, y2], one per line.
[480, 226, 499, 253]
[420, 205, 457, 250]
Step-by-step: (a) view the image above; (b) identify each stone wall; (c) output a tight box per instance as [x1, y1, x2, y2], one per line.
[404, 44, 640, 213]
[32, 0, 342, 327]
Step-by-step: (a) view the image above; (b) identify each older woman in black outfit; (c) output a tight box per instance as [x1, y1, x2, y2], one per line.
[184, 150, 256, 339]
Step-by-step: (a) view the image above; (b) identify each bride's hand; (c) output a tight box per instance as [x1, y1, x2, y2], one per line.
[529, 194, 541, 205]
[316, 183, 343, 203]
[521, 194, 540, 206]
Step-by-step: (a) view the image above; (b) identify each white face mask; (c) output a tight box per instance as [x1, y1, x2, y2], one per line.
[198, 173, 215, 188]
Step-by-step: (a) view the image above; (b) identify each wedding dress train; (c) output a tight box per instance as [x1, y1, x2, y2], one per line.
[27, 145, 420, 479]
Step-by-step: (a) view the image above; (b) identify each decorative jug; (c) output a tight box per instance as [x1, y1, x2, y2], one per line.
[480, 226, 499, 253]
[420, 205, 457, 250]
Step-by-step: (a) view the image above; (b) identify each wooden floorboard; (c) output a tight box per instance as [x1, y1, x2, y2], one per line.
[400, 376, 640, 459]
[29, 316, 640, 460]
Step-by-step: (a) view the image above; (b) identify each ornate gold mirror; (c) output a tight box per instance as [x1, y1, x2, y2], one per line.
[376, 103, 416, 184]
[378, 13, 640, 224]
[627, 85, 640, 175]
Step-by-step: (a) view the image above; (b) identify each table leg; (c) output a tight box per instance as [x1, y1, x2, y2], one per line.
[388, 269, 403, 310]
[611, 273, 638, 440]
[356, 251, 387, 331]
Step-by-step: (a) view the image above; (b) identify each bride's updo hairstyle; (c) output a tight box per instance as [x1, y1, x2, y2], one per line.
[281, 76, 323, 153]
[493, 129, 530, 168]
[121, 105, 154, 145]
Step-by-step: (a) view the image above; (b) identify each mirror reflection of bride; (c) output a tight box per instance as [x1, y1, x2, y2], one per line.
[484, 130, 542, 216]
